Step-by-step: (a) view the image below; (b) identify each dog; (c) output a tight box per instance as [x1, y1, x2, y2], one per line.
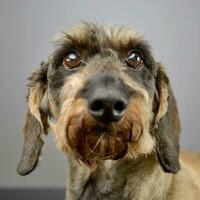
[17, 22, 200, 200]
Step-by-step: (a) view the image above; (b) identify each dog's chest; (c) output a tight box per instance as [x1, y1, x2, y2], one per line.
[71, 160, 127, 200]
[79, 176, 124, 200]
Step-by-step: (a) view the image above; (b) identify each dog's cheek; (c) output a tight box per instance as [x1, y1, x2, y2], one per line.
[48, 66, 67, 110]
[53, 99, 87, 156]
[126, 66, 156, 96]
[126, 96, 155, 156]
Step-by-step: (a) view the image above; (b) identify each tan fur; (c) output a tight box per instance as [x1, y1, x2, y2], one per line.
[47, 93, 60, 118]
[154, 65, 169, 124]
[54, 22, 142, 50]
[166, 152, 200, 200]
[28, 83, 45, 131]
[65, 152, 200, 200]
[126, 97, 155, 157]
[155, 80, 169, 123]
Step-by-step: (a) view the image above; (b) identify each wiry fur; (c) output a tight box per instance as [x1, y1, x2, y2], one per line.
[17, 22, 200, 200]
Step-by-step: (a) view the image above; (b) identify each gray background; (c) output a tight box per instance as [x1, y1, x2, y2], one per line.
[0, 0, 199, 188]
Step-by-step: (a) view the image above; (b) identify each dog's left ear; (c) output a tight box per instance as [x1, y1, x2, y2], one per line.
[17, 62, 50, 176]
[153, 63, 181, 174]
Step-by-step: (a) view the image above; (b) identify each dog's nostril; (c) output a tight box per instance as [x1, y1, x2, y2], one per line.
[113, 100, 127, 113]
[89, 100, 105, 120]
[90, 100, 104, 111]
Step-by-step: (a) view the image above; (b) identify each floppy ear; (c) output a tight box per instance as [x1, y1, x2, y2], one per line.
[17, 62, 49, 176]
[153, 63, 181, 174]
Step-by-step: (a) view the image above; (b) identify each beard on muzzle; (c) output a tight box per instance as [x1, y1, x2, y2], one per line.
[65, 111, 132, 167]
[80, 131, 129, 163]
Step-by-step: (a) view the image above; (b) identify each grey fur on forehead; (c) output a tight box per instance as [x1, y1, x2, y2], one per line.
[53, 21, 143, 46]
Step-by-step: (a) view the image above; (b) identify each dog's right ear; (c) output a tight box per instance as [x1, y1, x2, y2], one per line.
[17, 62, 49, 176]
[153, 63, 181, 174]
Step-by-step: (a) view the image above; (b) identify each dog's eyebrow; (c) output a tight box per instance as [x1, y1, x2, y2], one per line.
[51, 30, 98, 65]
[53, 24, 145, 50]
[53, 29, 100, 52]
[52, 24, 153, 68]
[109, 37, 150, 54]
[54, 35, 85, 50]
[54, 34, 150, 56]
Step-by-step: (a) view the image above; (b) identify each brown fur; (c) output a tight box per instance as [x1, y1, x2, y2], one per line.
[17, 22, 200, 199]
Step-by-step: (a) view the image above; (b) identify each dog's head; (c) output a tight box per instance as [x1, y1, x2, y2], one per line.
[17, 22, 181, 175]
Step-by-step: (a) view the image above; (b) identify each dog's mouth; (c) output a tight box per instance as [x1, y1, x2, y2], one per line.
[83, 133, 128, 160]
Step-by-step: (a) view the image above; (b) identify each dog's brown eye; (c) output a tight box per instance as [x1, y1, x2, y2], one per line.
[63, 51, 81, 69]
[126, 51, 143, 69]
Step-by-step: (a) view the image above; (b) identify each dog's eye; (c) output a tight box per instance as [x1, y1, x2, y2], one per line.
[63, 51, 81, 69]
[126, 51, 143, 69]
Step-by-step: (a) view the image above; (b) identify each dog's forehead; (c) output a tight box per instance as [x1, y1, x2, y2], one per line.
[49, 23, 156, 100]
[53, 22, 143, 50]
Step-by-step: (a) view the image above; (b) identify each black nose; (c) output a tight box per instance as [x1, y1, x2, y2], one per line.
[88, 91, 127, 123]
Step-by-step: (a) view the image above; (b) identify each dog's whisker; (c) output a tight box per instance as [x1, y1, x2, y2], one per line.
[93, 135, 104, 151]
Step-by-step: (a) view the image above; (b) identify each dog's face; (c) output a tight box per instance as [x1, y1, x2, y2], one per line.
[17, 22, 181, 175]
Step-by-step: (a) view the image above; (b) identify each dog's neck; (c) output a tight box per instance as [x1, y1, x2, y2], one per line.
[66, 154, 173, 200]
